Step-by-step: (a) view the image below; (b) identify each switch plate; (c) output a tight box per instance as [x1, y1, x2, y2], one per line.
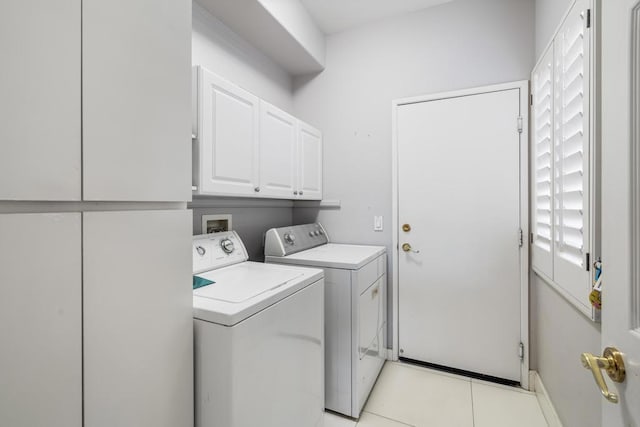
[374, 216, 383, 231]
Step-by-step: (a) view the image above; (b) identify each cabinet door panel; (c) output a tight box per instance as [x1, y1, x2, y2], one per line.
[260, 101, 297, 198]
[83, 0, 191, 201]
[297, 121, 323, 200]
[0, 213, 82, 427]
[0, 1, 81, 200]
[197, 68, 260, 196]
[83, 210, 193, 427]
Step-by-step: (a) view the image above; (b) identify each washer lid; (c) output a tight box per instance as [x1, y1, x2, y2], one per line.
[267, 243, 386, 270]
[193, 261, 323, 326]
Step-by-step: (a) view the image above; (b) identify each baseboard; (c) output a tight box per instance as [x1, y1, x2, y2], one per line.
[531, 371, 563, 427]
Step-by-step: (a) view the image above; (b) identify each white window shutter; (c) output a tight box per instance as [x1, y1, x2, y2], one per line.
[531, 46, 554, 279]
[553, 0, 591, 301]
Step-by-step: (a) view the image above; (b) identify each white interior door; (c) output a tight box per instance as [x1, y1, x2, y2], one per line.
[598, 0, 640, 424]
[396, 84, 526, 383]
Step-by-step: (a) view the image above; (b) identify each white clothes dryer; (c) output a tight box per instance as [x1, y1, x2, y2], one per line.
[264, 223, 387, 419]
[193, 231, 324, 427]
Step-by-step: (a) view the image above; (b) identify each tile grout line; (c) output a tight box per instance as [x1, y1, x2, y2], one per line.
[470, 380, 476, 427]
[361, 409, 416, 427]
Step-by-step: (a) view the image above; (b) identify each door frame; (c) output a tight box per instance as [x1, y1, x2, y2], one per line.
[391, 80, 530, 388]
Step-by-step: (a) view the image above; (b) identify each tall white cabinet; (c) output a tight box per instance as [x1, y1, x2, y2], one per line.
[0, 1, 81, 201]
[83, 211, 192, 427]
[0, 1, 193, 426]
[0, 213, 82, 427]
[193, 66, 323, 200]
[83, 0, 191, 201]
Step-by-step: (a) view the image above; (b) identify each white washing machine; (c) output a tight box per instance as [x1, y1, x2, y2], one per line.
[192, 231, 325, 427]
[264, 223, 387, 419]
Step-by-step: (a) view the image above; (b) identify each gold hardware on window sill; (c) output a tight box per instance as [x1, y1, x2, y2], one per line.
[580, 347, 625, 403]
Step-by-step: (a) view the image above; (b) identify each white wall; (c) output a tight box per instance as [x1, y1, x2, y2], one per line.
[192, 1, 294, 112]
[535, 0, 572, 58]
[191, 1, 295, 256]
[192, 205, 293, 261]
[292, 0, 535, 343]
[530, 275, 601, 427]
[531, 1, 603, 426]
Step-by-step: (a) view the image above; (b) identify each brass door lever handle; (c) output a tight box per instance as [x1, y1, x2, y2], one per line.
[402, 243, 420, 253]
[580, 347, 625, 403]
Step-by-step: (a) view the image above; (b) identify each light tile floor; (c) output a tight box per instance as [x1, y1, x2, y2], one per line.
[324, 362, 548, 427]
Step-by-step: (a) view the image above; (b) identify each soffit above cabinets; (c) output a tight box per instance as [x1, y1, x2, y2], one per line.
[300, 0, 454, 35]
[195, 0, 325, 76]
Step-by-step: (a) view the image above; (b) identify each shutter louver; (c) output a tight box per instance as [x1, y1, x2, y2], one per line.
[555, 4, 589, 268]
[531, 46, 554, 278]
[553, 0, 591, 296]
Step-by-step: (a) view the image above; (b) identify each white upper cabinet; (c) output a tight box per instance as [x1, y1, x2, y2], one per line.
[82, 0, 192, 202]
[0, 0, 81, 201]
[297, 121, 323, 200]
[260, 101, 297, 198]
[194, 67, 260, 197]
[531, 0, 595, 318]
[193, 66, 323, 200]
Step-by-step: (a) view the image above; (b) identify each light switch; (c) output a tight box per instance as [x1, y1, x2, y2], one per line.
[374, 216, 383, 231]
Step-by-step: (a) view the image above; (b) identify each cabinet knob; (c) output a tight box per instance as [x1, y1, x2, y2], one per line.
[254, 187, 260, 192]
[294, 191, 298, 195]
[299, 191, 304, 195]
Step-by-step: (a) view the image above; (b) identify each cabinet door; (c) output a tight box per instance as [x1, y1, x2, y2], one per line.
[82, 0, 191, 202]
[0, 213, 82, 427]
[259, 101, 297, 198]
[196, 68, 260, 197]
[297, 121, 323, 200]
[0, 1, 81, 201]
[83, 210, 193, 427]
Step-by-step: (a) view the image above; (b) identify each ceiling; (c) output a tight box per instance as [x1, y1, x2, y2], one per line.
[299, 0, 454, 35]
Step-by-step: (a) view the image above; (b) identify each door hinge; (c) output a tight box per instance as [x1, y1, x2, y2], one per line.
[518, 228, 524, 247]
[586, 252, 590, 271]
[517, 116, 523, 133]
[530, 94, 533, 106]
[586, 9, 591, 28]
[530, 232, 534, 245]
[519, 342, 525, 361]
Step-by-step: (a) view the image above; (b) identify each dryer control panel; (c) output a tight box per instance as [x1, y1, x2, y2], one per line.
[193, 231, 248, 274]
[264, 223, 329, 257]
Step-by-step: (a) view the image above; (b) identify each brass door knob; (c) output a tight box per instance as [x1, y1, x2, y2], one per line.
[581, 347, 626, 403]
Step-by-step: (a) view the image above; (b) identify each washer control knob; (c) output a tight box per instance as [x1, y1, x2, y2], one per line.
[309, 231, 314, 237]
[318, 229, 324, 235]
[313, 231, 319, 236]
[284, 233, 296, 245]
[220, 238, 235, 254]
